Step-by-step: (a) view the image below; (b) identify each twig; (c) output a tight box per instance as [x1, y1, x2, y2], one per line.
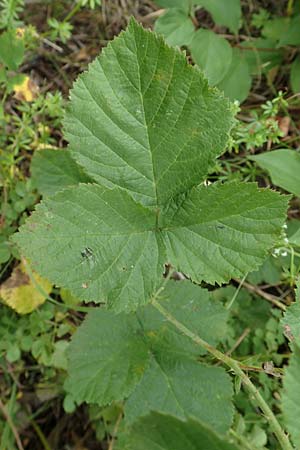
[30, 418, 52, 450]
[108, 412, 123, 450]
[140, 9, 165, 21]
[0, 399, 24, 450]
[226, 328, 251, 357]
[237, 279, 287, 311]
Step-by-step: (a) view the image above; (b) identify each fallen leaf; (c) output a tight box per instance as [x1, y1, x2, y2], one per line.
[13, 75, 39, 102]
[0, 261, 52, 314]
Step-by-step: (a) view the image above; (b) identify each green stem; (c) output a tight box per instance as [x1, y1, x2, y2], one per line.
[63, 1, 82, 23]
[152, 298, 294, 450]
[30, 419, 52, 450]
[287, 0, 294, 15]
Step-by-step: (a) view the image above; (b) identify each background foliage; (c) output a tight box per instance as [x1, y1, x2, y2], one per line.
[0, 1, 300, 449]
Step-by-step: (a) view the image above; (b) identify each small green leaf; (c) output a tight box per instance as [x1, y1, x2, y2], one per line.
[153, 0, 191, 11]
[65, 309, 149, 405]
[217, 49, 251, 102]
[190, 29, 232, 85]
[262, 17, 290, 41]
[278, 15, 300, 46]
[0, 31, 25, 70]
[31, 149, 91, 197]
[121, 412, 241, 450]
[282, 344, 300, 448]
[195, 0, 241, 34]
[290, 55, 300, 94]
[154, 9, 195, 46]
[0, 241, 11, 263]
[251, 149, 300, 197]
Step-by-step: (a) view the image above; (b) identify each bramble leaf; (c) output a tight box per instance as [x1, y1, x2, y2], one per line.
[64, 18, 233, 208]
[65, 281, 233, 431]
[64, 309, 149, 405]
[13, 20, 288, 311]
[13, 184, 163, 311]
[162, 182, 288, 285]
[120, 412, 241, 450]
[125, 356, 233, 433]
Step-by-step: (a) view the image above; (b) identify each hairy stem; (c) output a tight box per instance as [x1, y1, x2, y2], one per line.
[152, 298, 293, 450]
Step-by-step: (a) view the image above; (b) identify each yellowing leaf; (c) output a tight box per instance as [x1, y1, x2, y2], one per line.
[0, 262, 52, 314]
[16, 28, 26, 39]
[13, 75, 39, 102]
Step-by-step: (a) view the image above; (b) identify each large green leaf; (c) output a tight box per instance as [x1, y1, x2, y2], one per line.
[13, 20, 288, 311]
[64, 19, 233, 208]
[64, 309, 149, 405]
[66, 281, 233, 431]
[251, 149, 300, 197]
[13, 184, 163, 311]
[154, 8, 195, 46]
[189, 29, 232, 85]
[195, 0, 241, 34]
[282, 344, 300, 448]
[120, 412, 241, 450]
[31, 149, 91, 197]
[161, 182, 288, 285]
[13, 182, 287, 309]
[125, 356, 233, 433]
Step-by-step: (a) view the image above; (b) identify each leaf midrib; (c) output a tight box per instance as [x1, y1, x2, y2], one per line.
[128, 33, 160, 219]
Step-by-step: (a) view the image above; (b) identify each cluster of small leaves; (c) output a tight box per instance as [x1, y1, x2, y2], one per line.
[153, 1, 300, 102]
[230, 93, 287, 152]
[0, 301, 70, 366]
[0, 0, 24, 29]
